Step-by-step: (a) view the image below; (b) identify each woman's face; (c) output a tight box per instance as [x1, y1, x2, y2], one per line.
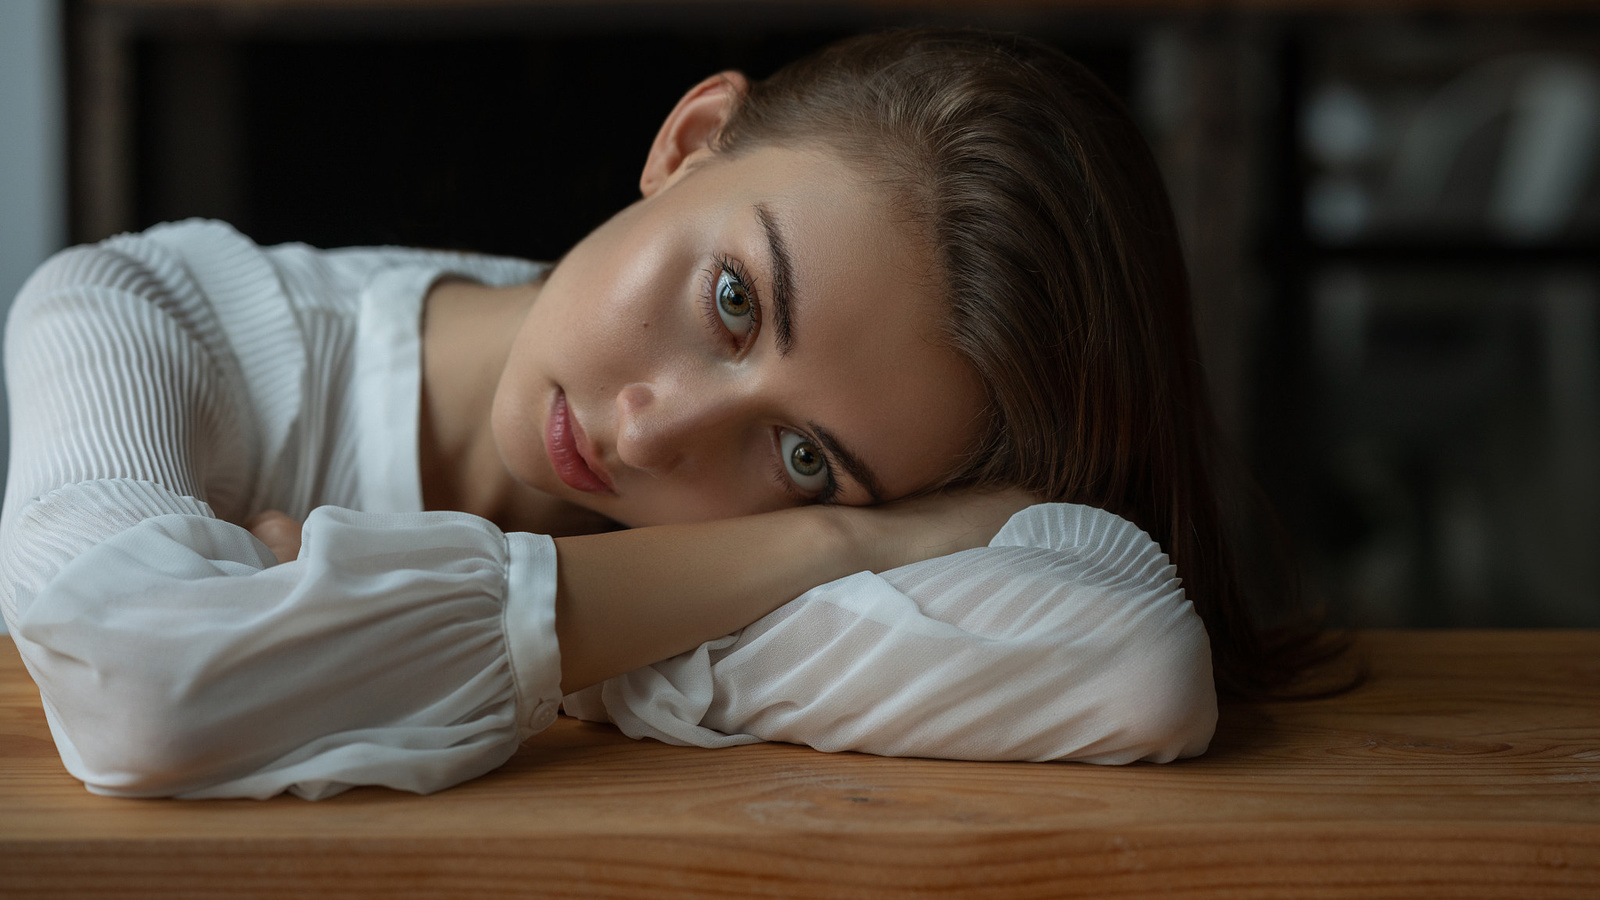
[491, 144, 985, 527]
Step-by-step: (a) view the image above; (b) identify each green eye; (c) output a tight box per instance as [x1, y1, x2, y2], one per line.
[780, 429, 830, 494]
[790, 442, 823, 477]
[716, 270, 755, 337]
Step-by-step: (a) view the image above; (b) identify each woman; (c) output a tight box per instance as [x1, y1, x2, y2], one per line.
[2, 29, 1263, 800]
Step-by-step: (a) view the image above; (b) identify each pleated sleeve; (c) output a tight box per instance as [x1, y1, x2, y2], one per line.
[563, 503, 1217, 764]
[1, 242, 563, 800]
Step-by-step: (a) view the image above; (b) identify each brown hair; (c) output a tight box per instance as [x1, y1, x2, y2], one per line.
[715, 28, 1334, 698]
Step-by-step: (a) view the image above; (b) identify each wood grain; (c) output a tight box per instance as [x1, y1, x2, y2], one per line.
[2, 631, 1598, 897]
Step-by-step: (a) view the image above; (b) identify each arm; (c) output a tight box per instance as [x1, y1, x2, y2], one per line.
[26, 491, 1017, 800]
[251, 489, 1033, 697]
[564, 503, 1218, 764]
[551, 491, 1030, 692]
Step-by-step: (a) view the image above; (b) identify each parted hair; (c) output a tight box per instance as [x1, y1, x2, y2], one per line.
[714, 28, 1330, 698]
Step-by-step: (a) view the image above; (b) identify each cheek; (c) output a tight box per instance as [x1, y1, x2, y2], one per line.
[551, 250, 694, 375]
[609, 436, 796, 527]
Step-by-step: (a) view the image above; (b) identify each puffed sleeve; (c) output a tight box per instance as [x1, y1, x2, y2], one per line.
[12, 499, 560, 800]
[1, 244, 562, 800]
[563, 503, 1217, 764]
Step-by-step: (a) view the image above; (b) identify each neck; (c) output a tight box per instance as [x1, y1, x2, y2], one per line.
[418, 277, 532, 523]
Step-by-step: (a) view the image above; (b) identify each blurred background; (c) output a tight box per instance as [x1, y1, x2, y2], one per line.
[1, 0, 1596, 631]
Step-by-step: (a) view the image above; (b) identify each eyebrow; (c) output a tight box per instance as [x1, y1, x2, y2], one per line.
[755, 203, 796, 356]
[753, 204, 882, 504]
[810, 421, 886, 505]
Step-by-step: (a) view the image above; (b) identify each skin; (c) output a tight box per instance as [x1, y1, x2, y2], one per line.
[250, 72, 1033, 691]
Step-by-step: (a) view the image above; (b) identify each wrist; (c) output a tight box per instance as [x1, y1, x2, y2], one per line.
[806, 503, 910, 574]
[796, 504, 874, 575]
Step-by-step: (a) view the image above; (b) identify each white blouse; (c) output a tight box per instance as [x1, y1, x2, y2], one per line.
[0, 220, 1216, 800]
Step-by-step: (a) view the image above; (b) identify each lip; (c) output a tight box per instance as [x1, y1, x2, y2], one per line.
[545, 389, 615, 495]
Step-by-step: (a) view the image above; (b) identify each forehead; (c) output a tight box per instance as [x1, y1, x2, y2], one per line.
[710, 147, 985, 501]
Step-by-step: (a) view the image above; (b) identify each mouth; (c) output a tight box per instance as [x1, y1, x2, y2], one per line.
[545, 389, 615, 495]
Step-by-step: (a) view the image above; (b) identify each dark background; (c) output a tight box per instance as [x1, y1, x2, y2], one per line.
[78, 2, 1600, 629]
[132, 27, 1130, 260]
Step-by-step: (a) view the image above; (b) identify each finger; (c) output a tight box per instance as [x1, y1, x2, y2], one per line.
[245, 510, 303, 565]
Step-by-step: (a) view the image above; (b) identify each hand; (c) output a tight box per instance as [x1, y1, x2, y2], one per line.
[835, 488, 1037, 573]
[246, 510, 303, 565]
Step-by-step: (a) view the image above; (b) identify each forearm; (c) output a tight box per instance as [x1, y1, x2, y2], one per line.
[550, 489, 1032, 693]
[552, 505, 858, 693]
[244, 491, 1029, 697]
[567, 503, 1216, 766]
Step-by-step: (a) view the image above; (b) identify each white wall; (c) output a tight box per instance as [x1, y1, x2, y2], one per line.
[0, 0, 67, 633]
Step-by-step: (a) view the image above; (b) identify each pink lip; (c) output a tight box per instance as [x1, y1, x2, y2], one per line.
[546, 389, 614, 495]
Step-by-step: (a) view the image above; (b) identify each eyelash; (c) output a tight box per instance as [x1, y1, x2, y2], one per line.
[700, 253, 761, 351]
[701, 254, 838, 505]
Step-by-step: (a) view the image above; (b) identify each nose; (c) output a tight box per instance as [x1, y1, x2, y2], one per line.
[614, 378, 747, 476]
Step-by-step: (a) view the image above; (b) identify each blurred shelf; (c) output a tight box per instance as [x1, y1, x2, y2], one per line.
[78, 0, 1600, 12]
[1304, 240, 1600, 263]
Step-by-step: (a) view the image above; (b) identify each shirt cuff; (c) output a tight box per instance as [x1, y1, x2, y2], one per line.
[503, 531, 563, 741]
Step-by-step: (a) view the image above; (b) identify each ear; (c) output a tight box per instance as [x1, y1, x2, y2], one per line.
[640, 71, 750, 197]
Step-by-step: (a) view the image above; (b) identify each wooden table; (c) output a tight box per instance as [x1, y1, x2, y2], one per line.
[1, 631, 1597, 898]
